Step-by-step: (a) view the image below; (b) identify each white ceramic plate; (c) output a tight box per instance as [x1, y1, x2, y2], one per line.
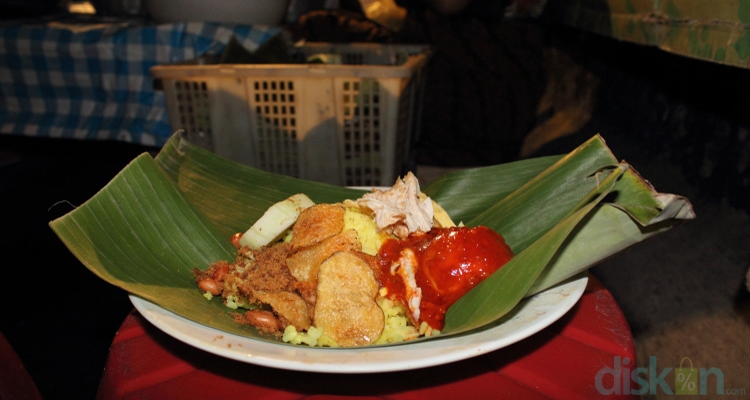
[130, 272, 588, 373]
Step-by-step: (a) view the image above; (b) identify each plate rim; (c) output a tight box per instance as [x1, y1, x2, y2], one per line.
[129, 272, 588, 373]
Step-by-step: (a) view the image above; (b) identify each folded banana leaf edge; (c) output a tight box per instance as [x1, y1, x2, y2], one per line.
[49, 133, 695, 346]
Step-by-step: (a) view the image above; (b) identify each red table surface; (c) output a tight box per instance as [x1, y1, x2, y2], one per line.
[97, 274, 638, 400]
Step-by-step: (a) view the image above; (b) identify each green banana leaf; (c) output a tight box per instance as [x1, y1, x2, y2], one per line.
[49, 133, 694, 343]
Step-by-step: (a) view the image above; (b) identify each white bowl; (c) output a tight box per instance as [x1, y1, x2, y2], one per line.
[145, 0, 289, 25]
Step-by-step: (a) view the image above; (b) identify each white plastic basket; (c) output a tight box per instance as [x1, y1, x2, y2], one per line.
[151, 43, 430, 186]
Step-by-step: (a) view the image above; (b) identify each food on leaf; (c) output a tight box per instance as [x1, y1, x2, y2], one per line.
[50, 133, 695, 350]
[194, 173, 514, 347]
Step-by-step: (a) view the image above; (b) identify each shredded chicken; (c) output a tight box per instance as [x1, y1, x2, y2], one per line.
[356, 172, 434, 239]
[390, 248, 422, 322]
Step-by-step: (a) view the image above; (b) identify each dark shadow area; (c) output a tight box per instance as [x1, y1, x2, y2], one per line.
[535, 23, 750, 214]
[0, 135, 158, 399]
[734, 281, 750, 328]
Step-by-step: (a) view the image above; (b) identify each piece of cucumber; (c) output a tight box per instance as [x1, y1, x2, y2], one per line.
[239, 193, 315, 249]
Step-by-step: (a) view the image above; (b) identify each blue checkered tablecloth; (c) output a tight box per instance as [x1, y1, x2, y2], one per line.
[0, 21, 279, 146]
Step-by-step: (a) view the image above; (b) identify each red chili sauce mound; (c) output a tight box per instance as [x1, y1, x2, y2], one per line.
[376, 226, 514, 330]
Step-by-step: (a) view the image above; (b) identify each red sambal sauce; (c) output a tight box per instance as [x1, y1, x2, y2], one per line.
[376, 226, 514, 330]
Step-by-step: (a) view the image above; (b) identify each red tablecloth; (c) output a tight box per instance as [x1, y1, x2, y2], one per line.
[97, 274, 637, 399]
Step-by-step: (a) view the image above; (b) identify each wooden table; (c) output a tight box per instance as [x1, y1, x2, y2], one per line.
[96, 274, 638, 399]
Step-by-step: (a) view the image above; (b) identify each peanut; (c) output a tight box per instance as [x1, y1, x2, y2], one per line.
[212, 264, 230, 281]
[198, 279, 221, 296]
[244, 310, 283, 332]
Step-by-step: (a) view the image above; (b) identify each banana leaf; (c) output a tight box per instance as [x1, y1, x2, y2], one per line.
[49, 133, 694, 342]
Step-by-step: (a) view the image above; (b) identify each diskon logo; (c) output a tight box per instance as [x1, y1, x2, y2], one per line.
[595, 356, 745, 396]
[675, 357, 698, 395]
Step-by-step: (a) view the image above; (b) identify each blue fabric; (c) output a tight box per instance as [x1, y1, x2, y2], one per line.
[0, 21, 279, 146]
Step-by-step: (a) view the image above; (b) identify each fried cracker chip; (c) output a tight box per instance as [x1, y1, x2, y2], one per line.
[313, 251, 384, 347]
[290, 203, 345, 248]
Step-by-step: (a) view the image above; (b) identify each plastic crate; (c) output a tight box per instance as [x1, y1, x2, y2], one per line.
[151, 43, 431, 186]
